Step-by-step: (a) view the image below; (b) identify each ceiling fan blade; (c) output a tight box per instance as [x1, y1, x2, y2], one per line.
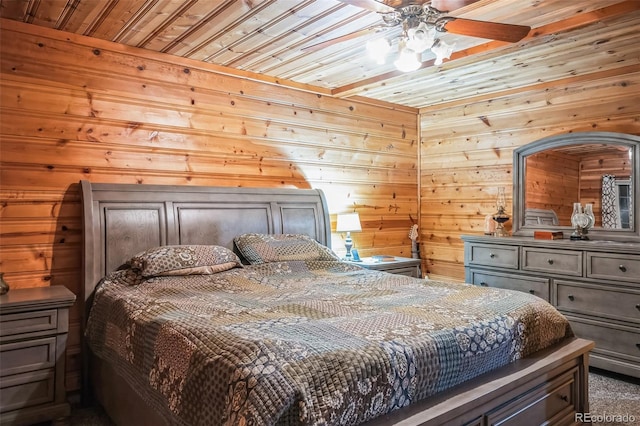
[443, 18, 530, 42]
[302, 27, 384, 52]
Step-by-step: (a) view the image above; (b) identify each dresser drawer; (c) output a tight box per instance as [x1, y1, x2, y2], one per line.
[469, 269, 549, 300]
[586, 252, 640, 284]
[0, 369, 55, 413]
[467, 243, 519, 269]
[568, 317, 640, 361]
[555, 281, 640, 323]
[521, 247, 582, 276]
[0, 309, 58, 338]
[0, 337, 57, 377]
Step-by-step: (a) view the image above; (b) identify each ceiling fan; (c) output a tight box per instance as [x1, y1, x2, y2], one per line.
[303, 0, 531, 71]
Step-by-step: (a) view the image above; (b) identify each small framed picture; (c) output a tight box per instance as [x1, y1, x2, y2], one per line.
[351, 249, 361, 262]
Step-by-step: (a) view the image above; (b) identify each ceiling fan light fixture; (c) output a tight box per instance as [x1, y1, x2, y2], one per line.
[394, 42, 421, 72]
[406, 22, 435, 53]
[366, 37, 391, 64]
[306, 2, 531, 73]
[431, 38, 454, 65]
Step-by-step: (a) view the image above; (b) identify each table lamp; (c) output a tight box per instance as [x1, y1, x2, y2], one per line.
[336, 213, 362, 260]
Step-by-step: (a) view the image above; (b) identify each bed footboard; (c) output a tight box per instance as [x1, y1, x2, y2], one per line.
[365, 337, 594, 426]
[89, 338, 593, 426]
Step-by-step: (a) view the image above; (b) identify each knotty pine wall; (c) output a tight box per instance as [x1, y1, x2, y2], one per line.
[419, 70, 640, 281]
[0, 19, 418, 394]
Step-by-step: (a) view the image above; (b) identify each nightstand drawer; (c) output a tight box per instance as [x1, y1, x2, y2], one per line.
[555, 281, 640, 323]
[469, 269, 549, 300]
[0, 369, 55, 413]
[357, 257, 421, 277]
[587, 252, 640, 283]
[467, 243, 519, 269]
[380, 266, 420, 277]
[0, 337, 57, 376]
[522, 247, 582, 276]
[0, 309, 58, 338]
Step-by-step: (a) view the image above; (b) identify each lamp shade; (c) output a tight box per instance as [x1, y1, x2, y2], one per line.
[336, 213, 362, 233]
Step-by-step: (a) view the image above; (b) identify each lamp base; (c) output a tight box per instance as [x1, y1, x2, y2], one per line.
[570, 227, 589, 241]
[570, 234, 589, 241]
[492, 213, 510, 238]
[344, 232, 353, 260]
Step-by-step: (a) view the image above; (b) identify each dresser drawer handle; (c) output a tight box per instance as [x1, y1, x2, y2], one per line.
[560, 395, 569, 402]
[619, 265, 627, 272]
[568, 295, 575, 301]
[636, 343, 640, 350]
[636, 304, 640, 311]
[480, 282, 488, 287]
[529, 289, 535, 294]
[547, 259, 554, 265]
[489, 253, 495, 258]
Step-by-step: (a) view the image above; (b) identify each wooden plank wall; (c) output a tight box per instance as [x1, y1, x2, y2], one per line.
[419, 70, 640, 281]
[0, 20, 418, 394]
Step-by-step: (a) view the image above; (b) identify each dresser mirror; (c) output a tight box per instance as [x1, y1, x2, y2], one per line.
[513, 131, 640, 241]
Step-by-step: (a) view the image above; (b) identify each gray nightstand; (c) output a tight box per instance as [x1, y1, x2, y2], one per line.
[0, 286, 76, 425]
[352, 256, 422, 278]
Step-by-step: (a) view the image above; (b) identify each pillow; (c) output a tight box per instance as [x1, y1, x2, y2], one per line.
[128, 245, 242, 277]
[234, 233, 339, 264]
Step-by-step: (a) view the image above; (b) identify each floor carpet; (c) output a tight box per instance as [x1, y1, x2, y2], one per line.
[69, 369, 639, 425]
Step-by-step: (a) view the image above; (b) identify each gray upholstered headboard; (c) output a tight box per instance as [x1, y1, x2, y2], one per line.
[80, 180, 331, 319]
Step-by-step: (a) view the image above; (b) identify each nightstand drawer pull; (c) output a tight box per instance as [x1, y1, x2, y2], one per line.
[547, 259, 554, 265]
[560, 395, 568, 402]
[529, 289, 535, 294]
[480, 282, 488, 287]
[636, 304, 640, 311]
[636, 343, 640, 350]
[489, 253, 495, 258]
[568, 295, 575, 301]
[619, 265, 627, 272]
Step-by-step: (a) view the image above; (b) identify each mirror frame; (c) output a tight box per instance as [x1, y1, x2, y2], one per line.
[513, 131, 640, 242]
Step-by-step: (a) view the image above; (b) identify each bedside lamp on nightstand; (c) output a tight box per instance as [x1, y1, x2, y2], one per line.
[336, 213, 361, 261]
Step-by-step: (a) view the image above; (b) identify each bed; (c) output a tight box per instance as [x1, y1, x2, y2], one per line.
[80, 180, 594, 426]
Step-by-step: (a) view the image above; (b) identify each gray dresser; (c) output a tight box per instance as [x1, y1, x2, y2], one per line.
[462, 235, 640, 378]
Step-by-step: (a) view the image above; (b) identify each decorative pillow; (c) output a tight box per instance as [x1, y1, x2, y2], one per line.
[234, 233, 339, 264]
[128, 245, 242, 277]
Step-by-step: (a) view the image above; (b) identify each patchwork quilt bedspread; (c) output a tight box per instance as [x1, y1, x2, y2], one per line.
[85, 260, 573, 426]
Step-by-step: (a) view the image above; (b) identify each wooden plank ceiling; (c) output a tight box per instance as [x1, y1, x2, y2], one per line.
[1, 0, 638, 108]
